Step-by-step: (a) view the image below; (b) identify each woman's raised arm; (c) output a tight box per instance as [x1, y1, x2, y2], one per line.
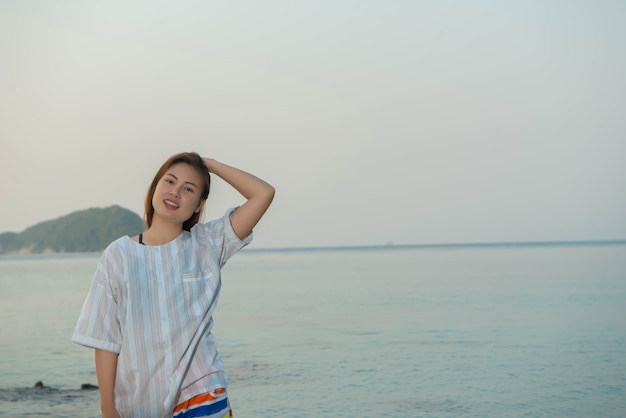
[203, 158, 275, 239]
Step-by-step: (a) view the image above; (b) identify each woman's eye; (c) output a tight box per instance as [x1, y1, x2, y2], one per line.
[185, 187, 195, 193]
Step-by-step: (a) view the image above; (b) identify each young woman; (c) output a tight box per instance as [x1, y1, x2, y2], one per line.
[72, 152, 275, 418]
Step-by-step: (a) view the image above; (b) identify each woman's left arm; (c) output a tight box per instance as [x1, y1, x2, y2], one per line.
[203, 158, 275, 239]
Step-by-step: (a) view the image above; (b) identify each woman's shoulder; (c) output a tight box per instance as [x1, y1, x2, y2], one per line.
[190, 207, 252, 251]
[191, 209, 234, 234]
[100, 235, 138, 258]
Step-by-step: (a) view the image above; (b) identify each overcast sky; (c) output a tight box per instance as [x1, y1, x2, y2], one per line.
[1, 1, 625, 248]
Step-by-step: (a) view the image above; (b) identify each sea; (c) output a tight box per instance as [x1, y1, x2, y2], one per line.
[1, 242, 625, 418]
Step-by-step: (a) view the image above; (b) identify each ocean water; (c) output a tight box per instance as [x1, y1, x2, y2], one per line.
[1, 243, 625, 417]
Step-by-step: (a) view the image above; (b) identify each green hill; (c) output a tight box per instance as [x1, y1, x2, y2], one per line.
[0, 206, 143, 254]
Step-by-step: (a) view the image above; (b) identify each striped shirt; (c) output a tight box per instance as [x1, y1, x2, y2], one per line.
[72, 208, 252, 418]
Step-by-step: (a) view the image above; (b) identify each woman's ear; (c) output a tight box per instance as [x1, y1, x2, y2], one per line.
[195, 199, 206, 214]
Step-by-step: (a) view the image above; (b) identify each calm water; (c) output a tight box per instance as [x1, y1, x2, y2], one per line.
[1, 244, 625, 417]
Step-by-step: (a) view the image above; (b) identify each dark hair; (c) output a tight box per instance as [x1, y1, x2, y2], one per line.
[144, 152, 211, 231]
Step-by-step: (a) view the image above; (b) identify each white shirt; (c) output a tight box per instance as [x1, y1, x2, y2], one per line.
[72, 208, 252, 418]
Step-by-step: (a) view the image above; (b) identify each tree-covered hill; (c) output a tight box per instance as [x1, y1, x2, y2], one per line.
[0, 206, 143, 254]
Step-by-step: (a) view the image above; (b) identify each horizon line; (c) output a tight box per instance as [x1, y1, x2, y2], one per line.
[244, 239, 626, 253]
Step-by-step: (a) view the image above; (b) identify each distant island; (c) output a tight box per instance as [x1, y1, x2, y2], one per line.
[0, 206, 143, 255]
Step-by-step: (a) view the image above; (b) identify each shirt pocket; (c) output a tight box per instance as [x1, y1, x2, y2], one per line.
[181, 271, 219, 316]
[182, 271, 208, 283]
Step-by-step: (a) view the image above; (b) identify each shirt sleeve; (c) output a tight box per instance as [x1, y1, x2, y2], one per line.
[192, 207, 253, 268]
[72, 246, 123, 353]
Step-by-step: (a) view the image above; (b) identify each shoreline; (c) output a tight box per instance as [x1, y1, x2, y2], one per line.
[1, 239, 626, 257]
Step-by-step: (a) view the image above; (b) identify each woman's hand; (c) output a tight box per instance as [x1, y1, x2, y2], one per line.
[101, 405, 122, 418]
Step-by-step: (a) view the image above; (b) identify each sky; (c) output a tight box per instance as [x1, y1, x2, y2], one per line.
[1, 1, 625, 249]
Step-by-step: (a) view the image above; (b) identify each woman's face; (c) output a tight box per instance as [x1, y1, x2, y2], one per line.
[151, 163, 205, 226]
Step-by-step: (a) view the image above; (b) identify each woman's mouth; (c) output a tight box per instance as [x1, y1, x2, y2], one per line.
[164, 199, 180, 209]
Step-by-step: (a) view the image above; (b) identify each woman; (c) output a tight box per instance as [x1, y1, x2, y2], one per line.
[72, 152, 275, 418]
